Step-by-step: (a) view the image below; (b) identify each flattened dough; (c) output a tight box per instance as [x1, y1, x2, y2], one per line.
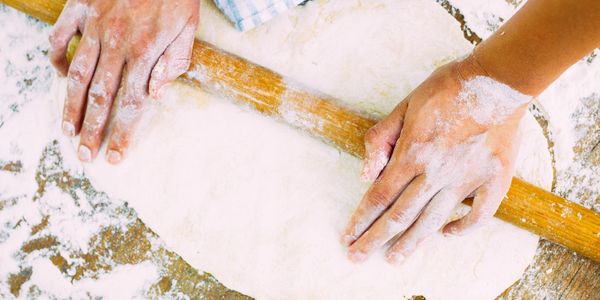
[54, 0, 553, 298]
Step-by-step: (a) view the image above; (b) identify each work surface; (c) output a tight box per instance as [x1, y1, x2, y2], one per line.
[1, 0, 599, 299]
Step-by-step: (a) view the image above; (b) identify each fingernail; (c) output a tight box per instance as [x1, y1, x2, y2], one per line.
[348, 250, 367, 263]
[78, 145, 92, 162]
[62, 121, 75, 136]
[107, 150, 122, 164]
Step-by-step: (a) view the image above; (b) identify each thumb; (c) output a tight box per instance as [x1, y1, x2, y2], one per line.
[361, 99, 408, 181]
[149, 21, 196, 99]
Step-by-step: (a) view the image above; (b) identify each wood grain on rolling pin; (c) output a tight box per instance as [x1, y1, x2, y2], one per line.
[3, 0, 599, 262]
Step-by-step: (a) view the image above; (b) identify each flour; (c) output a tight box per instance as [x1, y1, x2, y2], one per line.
[28, 259, 158, 299]
[53, 0, 557, 299]
[360, 148, 389, 181]
[457, 76, 530, 125]
[411, 134, 502, 187]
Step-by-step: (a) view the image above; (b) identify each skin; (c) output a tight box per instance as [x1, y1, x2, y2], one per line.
[343, 0, 600, 264]
[49, 0, 200, 164]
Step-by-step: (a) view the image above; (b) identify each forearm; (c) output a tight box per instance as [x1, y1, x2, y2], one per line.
[474, 0, 600, 96]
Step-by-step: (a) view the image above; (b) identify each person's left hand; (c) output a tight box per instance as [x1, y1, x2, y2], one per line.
[49, 0, 200, 164]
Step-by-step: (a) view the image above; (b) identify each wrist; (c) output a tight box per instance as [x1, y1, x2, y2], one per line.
[455, 54, 532, 126]
[455, 54, 490, 82]
[470, 45, 548, 97]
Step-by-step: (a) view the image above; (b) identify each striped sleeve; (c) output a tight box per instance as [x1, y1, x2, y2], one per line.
[213, 0, 306, 31]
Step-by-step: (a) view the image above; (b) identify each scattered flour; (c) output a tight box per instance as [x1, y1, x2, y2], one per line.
[28, 259, 158, 299]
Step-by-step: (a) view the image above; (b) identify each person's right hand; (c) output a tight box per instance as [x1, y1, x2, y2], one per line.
[341, 56, 532, 264]
[49, 0, 200, 164]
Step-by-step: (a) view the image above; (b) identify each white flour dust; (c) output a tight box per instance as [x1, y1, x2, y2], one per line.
[410, 133, 502, 185]
[457, 76, 531, 125]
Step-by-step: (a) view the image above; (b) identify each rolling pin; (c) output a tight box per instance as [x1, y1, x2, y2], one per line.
[3, 0, 599, 262]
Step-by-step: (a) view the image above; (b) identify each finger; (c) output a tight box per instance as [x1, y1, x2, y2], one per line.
[385, 186, 469, 264]
[341, 157, 416, 247]
[62, 31, 100, 137]
[442, 175, 510, 236]
[49, 1, 84, 76]
[149, 22, 196, 98]
[77, 51, 125, 162]
[347, 174, 439, 263]
[105, 63, 154, 164]
[361, 100, 409, 181]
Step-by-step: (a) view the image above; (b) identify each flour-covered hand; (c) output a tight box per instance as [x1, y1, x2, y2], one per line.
[341, 56, 532, 264]
[49, 0, 199, 163]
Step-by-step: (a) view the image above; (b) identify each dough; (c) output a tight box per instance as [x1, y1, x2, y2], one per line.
[54, 0, 553, 298]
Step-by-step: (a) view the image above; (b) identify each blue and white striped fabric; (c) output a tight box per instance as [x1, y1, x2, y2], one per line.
[213, 0, 306, 31]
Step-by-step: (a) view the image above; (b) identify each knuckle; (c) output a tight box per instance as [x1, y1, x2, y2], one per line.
[49, 31, 64, 50]
[365, 189, 392, 209]
[129, 86, 146, 102]
[85, 106, 109, 127]
[364, 126, 381, 144]
[63, 105, 80, 121]
[131, 36, 155, 61]
[389, 209, 411, 225]
[88, 81, 108, 102]
[109, 128, 130, 149]
[116, 98, 143, 125]
[107, 17, 127, 33]
[68, 62, 89, 84]
[421, 210, 446, 230]
[82, 120, 102, 136]
[120, 97, 143, 111]
[124, 73, 148, 99]
[68, 72, 84, 86]
[102, 20, 126, 49]
[88, 94, 107, 109]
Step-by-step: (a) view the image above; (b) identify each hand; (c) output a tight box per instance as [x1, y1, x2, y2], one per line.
[341, 56, 532, 264]
[49, 0, 200, 163]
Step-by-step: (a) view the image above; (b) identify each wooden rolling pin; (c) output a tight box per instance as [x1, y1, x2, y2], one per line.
[3, 0, 599, 262]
